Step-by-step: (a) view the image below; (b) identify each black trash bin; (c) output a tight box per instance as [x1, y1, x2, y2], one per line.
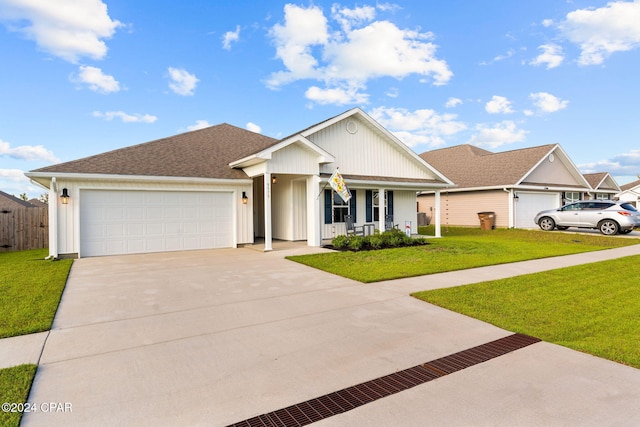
[477, 212, 495, 230]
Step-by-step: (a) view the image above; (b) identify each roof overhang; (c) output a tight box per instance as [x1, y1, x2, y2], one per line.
[25, 172, 252, 189]
[321, 173, 455, 191]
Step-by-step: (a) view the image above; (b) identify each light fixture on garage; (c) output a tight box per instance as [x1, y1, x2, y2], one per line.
[513, 193, 519, 202]
[61, 188, 70, 205]
[272, 175, 277, 184]
[242, 191, 248, 204]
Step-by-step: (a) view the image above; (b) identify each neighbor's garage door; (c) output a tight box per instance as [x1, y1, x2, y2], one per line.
[80, 190, 233, 257]
[515, 192, 559, 229]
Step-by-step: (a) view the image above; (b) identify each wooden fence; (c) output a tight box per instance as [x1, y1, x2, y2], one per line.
[0, 207, 48, 252]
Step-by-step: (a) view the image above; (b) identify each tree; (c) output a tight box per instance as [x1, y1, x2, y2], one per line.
[19, 193, 28, 201]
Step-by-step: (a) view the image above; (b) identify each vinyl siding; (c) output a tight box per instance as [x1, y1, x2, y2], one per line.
[419, 190, 509, 228]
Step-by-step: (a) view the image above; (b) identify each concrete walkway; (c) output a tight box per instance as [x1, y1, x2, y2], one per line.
[3, 243, 640, 426]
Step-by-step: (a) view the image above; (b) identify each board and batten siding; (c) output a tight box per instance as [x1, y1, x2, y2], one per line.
[419, 190, 509, 228]
[310, 117, 437, 180]
[51, 179, 252, 256]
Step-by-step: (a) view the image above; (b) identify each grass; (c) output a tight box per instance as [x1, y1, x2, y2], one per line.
[0, 249, 73, 339]
[0, 364, 37, 427]
[413, 255, 640, 369]
[0, 250, 72, 426]
[288, 227, 639, 283]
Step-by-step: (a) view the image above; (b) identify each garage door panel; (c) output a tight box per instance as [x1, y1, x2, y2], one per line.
[516, 193, 559, 228]
[80, 190, 234, 256]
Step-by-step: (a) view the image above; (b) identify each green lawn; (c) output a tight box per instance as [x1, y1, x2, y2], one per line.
[0, 364, 37, 427]
[287, 228, 639, 283]
[413, 255, 640, 369]
[0, 249, 72, 427]
[0, 249, 73, 339]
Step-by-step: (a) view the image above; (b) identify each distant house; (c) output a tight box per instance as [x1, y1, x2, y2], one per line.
[617, 178, 640, 207]
[26, 108, 454, 258]
[417, 143, 618, 229]
[0, 190, 40, 210]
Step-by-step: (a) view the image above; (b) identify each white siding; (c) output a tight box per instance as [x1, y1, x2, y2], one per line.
[525, 156, 580, 186]
[310, 117, 437, 180]
[269, 143, 320, 175]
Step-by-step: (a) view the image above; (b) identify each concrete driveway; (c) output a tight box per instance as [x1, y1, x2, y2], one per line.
[23, 244, 640, 426]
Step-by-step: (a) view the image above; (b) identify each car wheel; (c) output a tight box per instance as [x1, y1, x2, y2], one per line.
[538, 217, 555, 231]
[557, 226, 569, 230]
[598, 220, 619, 235]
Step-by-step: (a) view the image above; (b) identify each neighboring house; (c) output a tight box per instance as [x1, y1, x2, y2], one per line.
[417, 143, 604, 229]
[0, 190, 39, 210]
[617, 178, 640, 207]
[582, 172, 620, 200]
[26, 108, 454, 258]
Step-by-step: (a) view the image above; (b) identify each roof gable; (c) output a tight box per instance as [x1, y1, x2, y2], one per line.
[620, 178, 640, 192]
[420, 143, 589, 189]
[30, 124, 278, 180]
[583, 172, 620, 192]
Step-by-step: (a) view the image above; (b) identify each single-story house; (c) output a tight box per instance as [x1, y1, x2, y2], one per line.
[416, 143, 618, 229]
[26, 108, 454, 258]
[617, 178, 640, 207]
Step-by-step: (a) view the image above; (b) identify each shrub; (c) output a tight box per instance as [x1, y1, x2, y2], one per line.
[332, 235, 349, 249]
[368, 234, 384, 249]
[348, 236, 364, 251]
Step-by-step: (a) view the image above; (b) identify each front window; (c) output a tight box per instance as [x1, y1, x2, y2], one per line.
[595, 193, 611, 200]
[563, 192, 581, 204]
[372, 191, 388, 221]
[332, 191, 349, 223]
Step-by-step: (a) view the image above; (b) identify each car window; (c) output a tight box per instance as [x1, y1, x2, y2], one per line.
[561, 203, 583, 211]
[620, 203, 638, 212]
[592, 202, 614, 210]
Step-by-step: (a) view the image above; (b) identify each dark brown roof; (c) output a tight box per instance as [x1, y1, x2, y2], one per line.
[419, 144, 557, 188]
[32, 124, 279, 180]
[0, 190, 38, 209]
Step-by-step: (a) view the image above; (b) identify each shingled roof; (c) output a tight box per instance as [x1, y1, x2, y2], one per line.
[32, 124, 279, 180]
[419, 144, 557, 188]
[620, 178, 640, 191]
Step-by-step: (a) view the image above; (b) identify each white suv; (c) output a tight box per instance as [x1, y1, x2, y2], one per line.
[534, 201, 640, 235]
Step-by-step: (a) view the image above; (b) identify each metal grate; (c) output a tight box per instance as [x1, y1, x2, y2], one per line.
[228, 333, 540, 427]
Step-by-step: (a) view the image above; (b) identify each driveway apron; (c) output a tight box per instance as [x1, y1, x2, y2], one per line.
[22, 244, 640, 426]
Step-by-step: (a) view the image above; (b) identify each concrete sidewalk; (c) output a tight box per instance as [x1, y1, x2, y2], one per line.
[6, 243, 640, 426]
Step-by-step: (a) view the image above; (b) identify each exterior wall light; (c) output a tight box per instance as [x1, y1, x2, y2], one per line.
[242, 191, 248, 204]
[61, 188, 70, 205]
[272, 175, 277, 184]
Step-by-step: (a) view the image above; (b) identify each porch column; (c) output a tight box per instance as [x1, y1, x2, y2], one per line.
[264, 172, 272, 251]
[378, 188, 386, 233]
[434, 190, 441, 238]
[307, 175, 321, 246]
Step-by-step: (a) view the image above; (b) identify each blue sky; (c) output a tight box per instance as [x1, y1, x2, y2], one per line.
[1, 0, 640, 198]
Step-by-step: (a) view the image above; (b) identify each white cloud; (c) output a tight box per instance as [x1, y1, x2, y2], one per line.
[468, 121, 527, 148]
[267, 4, 451, 106]
[558, 1, 640, 65]
[72, 65, 120, 93]
[305, 85, 369, 105]
[529, 92, 568, 113]
[187, 120, 212, 131]
[92, 111, 157, 123]
[167, 67, 199, 96]
[331, 4, 376, 32]
[530, 43, 564, 69]
[222, 25, 240, 50]
[0, 168, 45, 199]
[579, 149, 640, 175]
[369, 106, 467, 148]
[445, 97, 462, 108]
[0, 0, 122, 63]
[0, 138, 58, 162]
[246, 122, 262, 133]
[485, 95, 514, 114]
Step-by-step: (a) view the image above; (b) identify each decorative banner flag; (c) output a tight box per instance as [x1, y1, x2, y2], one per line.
[329, 169, 351, 203]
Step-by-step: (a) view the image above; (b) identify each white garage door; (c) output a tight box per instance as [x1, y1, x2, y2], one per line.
[80, 190, 234, 257]
[515, 192, 560, 229]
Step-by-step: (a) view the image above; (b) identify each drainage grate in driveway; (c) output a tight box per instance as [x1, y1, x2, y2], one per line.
[228, 333, 540, 427]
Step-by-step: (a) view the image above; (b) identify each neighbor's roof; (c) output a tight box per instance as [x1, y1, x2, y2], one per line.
[419, 144, 558, 188]
[31, 124, 279, 180]
[583, 172, 619, 191]
[0, 190, 39, 208]
[620, 178, 640, 191]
